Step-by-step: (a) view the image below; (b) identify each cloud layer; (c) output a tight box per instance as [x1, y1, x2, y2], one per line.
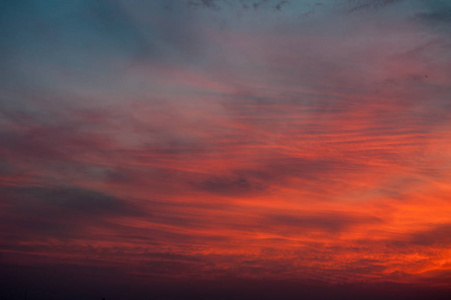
[1, 0, 450, 298]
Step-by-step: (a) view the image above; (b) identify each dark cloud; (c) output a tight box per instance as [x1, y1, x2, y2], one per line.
[415, 0, 451, 25]
[416, 11, 451, 24]
[237, 156, 360, 190]
[0, 108, 114, 163]
[378, 223, 451, 250]
[143, 252, 202, 262]
[192, 175, 265, 196]
[414, 5, 451, 32]
[0, 160, 11, 174]
[274, 1, 288, 11]
[186, 0, 290, 11]
[0, 181, 238, 245]
[187, 0, 221, 10]
[415, 269, 451, 287]
[265, 211, 382, 233]
[12, 186, 133, 213]
[348, 0, 405, 12]
[0, 127, 110, 161]
[0, 185, 140, 240]
[189, 155, 358, 198]
[408, 223, 451, 246]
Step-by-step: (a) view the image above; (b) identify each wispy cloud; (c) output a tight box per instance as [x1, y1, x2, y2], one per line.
[0, 0, 450, 297]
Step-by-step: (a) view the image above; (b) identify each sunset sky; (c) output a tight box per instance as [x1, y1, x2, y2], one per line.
[1, 0, 451, 299]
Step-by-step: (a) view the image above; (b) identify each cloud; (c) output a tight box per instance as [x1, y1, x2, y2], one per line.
[185, 0, 291, 11]
[407, 223, 451, 246]
[264, 211, 383, 234]
[0, 0, 450, 291]
[193, 175, 265, 196]
[187, 0, 221, 10]
[348, 0, 405, 12]
[0, 185, 141, 240]
[274, 1, 288, 11]
[414, 2, 451, 32]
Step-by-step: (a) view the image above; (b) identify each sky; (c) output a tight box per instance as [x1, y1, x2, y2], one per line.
[1, 0, 451, 299]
